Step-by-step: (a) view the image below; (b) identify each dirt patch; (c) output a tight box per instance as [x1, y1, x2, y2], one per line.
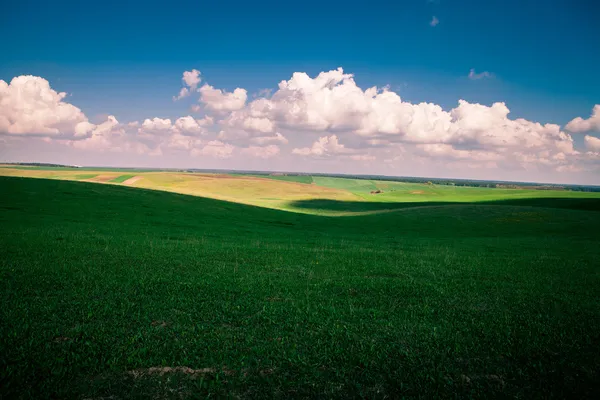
[88, 175, 117, 183]
[410, 190, 426, 194]
[122, 176, 142, 185]
[127, 366, 215, 379]
[150, 320, 167, 327]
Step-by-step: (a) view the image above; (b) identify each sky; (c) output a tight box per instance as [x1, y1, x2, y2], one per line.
[1, 0, 600, 184]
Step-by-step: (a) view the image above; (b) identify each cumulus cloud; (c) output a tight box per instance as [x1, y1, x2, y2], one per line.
[69, 116, 122, 150]
[0, 75, 94, 138]
[225, 68, 573, 159]
[430, 16, 439, 27]
[139, 118, 173, 136]
[174, 116, 213, 136]
[585, 135, 600, 151]
[174, 69, 201, 100]
[416, 144, 502, 164]
[68, 116, 161, 155]
[203, 67, 585, 171]
[566, 105, 600, 133]
[138, 116, 213, 137]
[6, 70, 600, 176]
[191, 140, 234, 158]
[240, 145, 280, 159]
[468, 69, 493, 80]
[166, 132, 199, 151]
[183, 69, 201, 88]
[292, 135, 353, 158]
[199, 84, 247, 112]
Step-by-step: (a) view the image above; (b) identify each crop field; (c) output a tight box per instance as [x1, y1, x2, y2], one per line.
[1, 166, 599, 215]
[1, 169, 600, 398]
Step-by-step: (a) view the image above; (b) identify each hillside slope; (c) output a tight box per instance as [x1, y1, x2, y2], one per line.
[1, 177, 599, 398]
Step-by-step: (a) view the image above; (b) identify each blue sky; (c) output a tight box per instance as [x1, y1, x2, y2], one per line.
[1, 0, 600, 183]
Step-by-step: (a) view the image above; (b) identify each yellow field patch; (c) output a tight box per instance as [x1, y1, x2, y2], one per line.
[0, 168, 359, 213]
[132, 173, 359, 210]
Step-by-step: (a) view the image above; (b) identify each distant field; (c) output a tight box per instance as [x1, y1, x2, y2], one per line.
[74, 174, 98, 180]
[1, 176, 600, 399]
[239, 174, 314, 185]
[1, 167, 599, 215]
[110, 174, 137, 183]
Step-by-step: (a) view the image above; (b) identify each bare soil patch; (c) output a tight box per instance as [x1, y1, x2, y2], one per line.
[410, 190, 426, 194]
[127, 366, 215, 379]
[122, 176, 142, 185]
[89, 175, 117, 183]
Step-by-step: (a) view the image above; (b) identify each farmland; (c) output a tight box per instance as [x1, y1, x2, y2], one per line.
[0, 166, 598, 215]
[1, 168, 600, 398]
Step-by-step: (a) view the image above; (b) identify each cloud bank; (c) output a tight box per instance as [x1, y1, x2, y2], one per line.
[1, 68, 599, 182]
[468, 69, 493, 80]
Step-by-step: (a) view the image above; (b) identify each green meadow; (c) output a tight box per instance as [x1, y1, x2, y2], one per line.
[1, 170, 600, 398]
[110, 174, 137, 183]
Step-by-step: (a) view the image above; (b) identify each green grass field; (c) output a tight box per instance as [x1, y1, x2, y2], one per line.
[110, 174, 137, 183]
[1, 172, 600, 399]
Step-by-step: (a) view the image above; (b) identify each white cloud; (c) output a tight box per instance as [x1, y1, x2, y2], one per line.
[69, 116, 121, 151]
[216, 129, 288, 147]
[226, 68, 573, 163]
[566, 105, 600, 133]
[468, 69, 493, 80]
[191, 140, 234, 158]
[292, 135, 352, 158]
[68, 116, 160, 155]
[139, 118, 173, 135]
[199, 84, 247, 112]
[5, 70, 599, 178]
[224, 113, 275, 133]
[183, 69, 201, 88]
[174, 69, 201, 100]
[166, 132, 200, 151]
[584, 135, 600, 151]
[0, 75, 94, 138]
[174, 88, 189, 101]
[416, 143, 502, 162]
[137, 116, 213, 146]
[430, 16, 439, 27]
[173, 116, 213, 136]
[240, 145, 280, 159]
[250, 132, 288, 146]
[255, 88, 273, 98]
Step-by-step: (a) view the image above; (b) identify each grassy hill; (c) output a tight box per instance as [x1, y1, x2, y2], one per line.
[1, 167, 599, 215]
[1, 176, 600, 398]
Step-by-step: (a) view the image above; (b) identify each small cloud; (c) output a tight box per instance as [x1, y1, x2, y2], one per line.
[173, 69, 201, 101]
[468, 69, 493, 80]
[430, 16, 439, 27]
[254, 88, 273, 98]
[566, 105, 600, 133]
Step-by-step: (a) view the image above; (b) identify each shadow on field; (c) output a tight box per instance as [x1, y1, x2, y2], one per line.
[289, 197, 600, 213]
